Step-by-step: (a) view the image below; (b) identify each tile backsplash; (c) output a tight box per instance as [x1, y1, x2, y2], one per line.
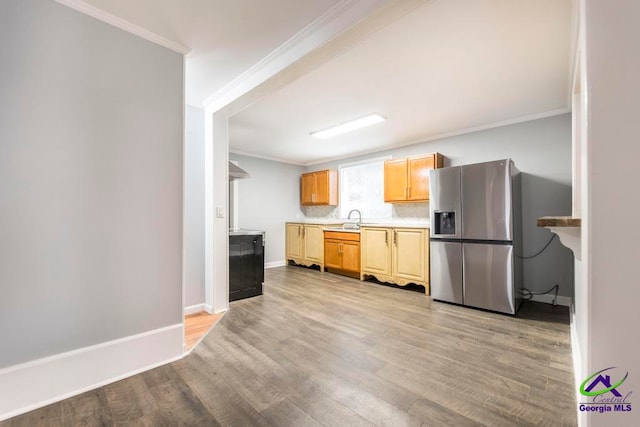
[391, 203, 429, 220]
[301, 205, 340, 218]
[302, 203, 428, 220]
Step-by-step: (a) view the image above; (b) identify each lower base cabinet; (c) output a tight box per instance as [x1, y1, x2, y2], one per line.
[286, 223, 429, 292]
[360, 226, 430, 293]
[285, 223, 324, 270]
[324, 231, 360, 278]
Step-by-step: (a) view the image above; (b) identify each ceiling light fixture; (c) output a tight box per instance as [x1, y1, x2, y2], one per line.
[310, 113, 386, 139]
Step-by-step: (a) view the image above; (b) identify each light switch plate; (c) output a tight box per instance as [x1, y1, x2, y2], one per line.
[216, 206, 224, 218]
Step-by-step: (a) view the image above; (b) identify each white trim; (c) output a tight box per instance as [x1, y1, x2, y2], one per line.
[203, 304, 228, 316]
[202, 0, 386, 111]
[529, 294, 572, 307]
[265, 261, 286, 269]
[229, 161, 240, 229]
[570, 304, 582, 402]
[304, 108, 572, 166]
[232, 109, 572, 167]
[229, 149, 305, 166]
[184, 303, 206, 315]
[0, 324, 183, 421]
[55, 0, 190, 55]
[337, 155, 392, 169]
[181, 54, 187, 352]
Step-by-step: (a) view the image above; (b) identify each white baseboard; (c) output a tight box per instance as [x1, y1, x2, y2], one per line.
[0, 324, 183, 422]
[529, 294, 572, 307]
[184, 303, 206, 315]
[265, 260, 286, 269]
[570, 304, 582, 391]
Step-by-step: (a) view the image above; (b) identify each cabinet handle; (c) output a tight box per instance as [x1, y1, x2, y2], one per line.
[385, 230, 388, 245]
[393, 230, 397, 245]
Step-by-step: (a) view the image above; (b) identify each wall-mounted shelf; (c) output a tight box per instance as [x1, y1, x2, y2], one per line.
[537, 216, 582, 261]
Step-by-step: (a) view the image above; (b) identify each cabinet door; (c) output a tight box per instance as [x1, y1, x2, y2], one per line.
[408, 155, 434, 201]
[286, 224, 303, 259]
[313, 171, 329, 205]
[303, 225, 324, 263]
[300, 173, 315, 205]
[392, 228, 426, 282]
[384, 159, 408, 202]
[324, 240, 342, 269]
[361, 228, 391, 275]
[341, 241, 361, 273]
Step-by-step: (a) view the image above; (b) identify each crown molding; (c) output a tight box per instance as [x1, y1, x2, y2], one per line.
[299, 108, 572, 166]
[229, 149, 305, 166]
[202, 0, 388, 111]
[55, 0, 190, 55]
[230, 109, 571, 167]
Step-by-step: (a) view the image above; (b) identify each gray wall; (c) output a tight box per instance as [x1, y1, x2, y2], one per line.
[185, 106, 205, 307]
[0, 1, 184, 368]
[229, 153, 305, 265]
[307, 114, 574, 298]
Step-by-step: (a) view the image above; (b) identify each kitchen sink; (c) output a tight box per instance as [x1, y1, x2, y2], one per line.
[323, 225, 361, 233]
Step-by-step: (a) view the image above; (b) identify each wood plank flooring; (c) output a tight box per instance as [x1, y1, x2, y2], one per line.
[185, 311, 224, 352]
[2, 266, 577, 426]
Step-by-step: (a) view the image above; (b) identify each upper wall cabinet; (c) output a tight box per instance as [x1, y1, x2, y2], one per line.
[384, 153, 443, 203]
[301, 169, 338, 206]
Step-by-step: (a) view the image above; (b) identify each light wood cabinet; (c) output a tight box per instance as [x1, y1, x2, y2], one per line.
[384, 153, 443, 203]
[361, 227, 391, 276]
[392, 228, 427, 284]
[360, 226, 430, 293]
[286, 223, 325, 270]
[303, 224, 324, 265]
[324, 231, 360, 278]
[300, 170, 338, 206]
[286, 223, 303, 261]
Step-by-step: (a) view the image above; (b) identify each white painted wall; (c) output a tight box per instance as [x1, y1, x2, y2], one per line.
[204, 111, 229, 314]
[184, 106, 205, 308]
[229, 153, 305, 265]
[310, 114, 574, 298]
[578, 1, 640, 425]
[0, 0, 184, 418]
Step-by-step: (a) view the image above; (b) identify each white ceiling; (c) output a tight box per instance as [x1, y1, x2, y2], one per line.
[229, 0, 574, 165]
[60, 0, 574, 166]
[68, 0, 348, 106]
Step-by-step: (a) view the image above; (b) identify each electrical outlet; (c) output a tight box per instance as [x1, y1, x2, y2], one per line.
[216, 206, 224, 218]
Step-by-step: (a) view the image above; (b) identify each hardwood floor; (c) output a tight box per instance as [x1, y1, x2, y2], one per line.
[2, 266, 577, 426]
[185, 311, 224, 352]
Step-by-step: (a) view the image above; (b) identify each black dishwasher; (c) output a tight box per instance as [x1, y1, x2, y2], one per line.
[229, 229, 265, 302]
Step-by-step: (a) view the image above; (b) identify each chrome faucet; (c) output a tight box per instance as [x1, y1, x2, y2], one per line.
[347, 209, 362, 228]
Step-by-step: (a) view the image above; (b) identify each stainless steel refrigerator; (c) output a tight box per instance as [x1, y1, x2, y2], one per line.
[428, 159, 522, 315]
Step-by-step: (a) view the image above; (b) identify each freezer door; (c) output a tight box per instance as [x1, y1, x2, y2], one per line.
[430, 241, 463, 304]
[461, 160, 512, 241]
[429, 166, 462, 239]
[463, 243, 515, 314]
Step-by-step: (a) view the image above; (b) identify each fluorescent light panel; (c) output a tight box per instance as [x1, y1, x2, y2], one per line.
[310, 113, 386, 139]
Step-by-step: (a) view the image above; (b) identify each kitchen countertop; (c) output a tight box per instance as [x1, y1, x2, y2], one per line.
[537, 216, 581, 261]
[536, 216, 582, 227]
[286, 219, 430, 228]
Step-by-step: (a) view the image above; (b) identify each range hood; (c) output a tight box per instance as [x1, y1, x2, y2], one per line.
[229, 162, 250, 180]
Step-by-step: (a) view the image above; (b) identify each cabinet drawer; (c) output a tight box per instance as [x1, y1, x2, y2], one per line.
[323, 231, 360, 242]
